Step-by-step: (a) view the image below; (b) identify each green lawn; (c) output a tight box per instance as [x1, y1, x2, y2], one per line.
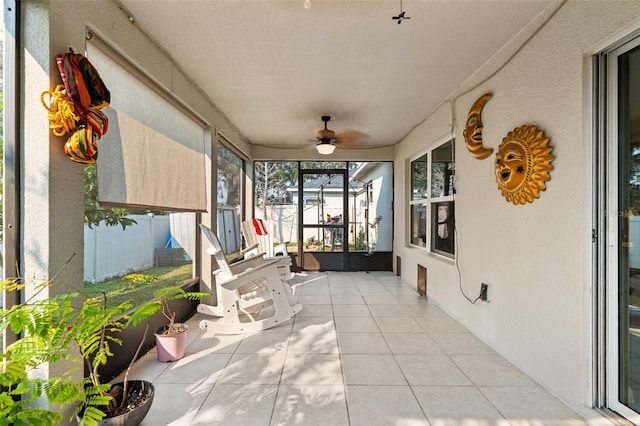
[84, 264, 194, 308]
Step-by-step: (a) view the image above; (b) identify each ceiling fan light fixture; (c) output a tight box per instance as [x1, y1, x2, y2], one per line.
[316, 141, 336, 155]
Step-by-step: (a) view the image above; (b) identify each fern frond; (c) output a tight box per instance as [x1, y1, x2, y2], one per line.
[84, 382, 111, 396]
[129, 301, 161, 326]
[77, 405, 108, 426]
[0, 361, 27, 386]
[44, 377, 84, 405]
[0, 392, 16, 409]
[85, 394, 113, 407]
[182, 291, 210, 300]
[153, 286, 184, 300]
[13, 407, 62, 426]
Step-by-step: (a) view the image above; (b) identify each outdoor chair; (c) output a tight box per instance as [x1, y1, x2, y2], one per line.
[241, 218, 295, 282]
[198, 224, 302, 334]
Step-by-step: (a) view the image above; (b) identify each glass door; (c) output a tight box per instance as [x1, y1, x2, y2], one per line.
[299, 169, 348, 271]
[607, 34, 640, 422]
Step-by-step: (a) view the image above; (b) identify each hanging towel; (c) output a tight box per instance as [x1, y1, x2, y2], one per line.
[252, 218, 268, 235]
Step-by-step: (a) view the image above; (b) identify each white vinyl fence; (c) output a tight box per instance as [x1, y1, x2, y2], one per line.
[84, 210, 240, 283]
[169, 213, 196, 258]
[84, 214, 171, 283]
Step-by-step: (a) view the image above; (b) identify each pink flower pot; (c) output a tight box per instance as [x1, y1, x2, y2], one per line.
[154, 324, 188, 362]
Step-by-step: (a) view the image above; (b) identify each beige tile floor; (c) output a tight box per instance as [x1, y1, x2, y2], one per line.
[126, 271, 590, 426]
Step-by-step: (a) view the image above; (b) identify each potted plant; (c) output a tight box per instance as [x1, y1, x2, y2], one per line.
[149, 286, 209, 362]
[75, 291, 159, 426]
[0, 279, 84, 425]
[0, 276, 160, 426]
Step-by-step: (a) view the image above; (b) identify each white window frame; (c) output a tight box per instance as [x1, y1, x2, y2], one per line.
[409, 136, 455, 258]
[409, 151, 428, 248]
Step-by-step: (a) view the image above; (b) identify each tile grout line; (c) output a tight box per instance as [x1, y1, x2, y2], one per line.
[331, 272, 353, 426]
[266, 317, 291, 426]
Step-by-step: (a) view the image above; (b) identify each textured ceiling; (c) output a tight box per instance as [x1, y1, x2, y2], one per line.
[120, 0, 560, 151]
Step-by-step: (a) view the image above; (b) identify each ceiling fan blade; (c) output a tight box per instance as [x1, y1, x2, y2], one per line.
[334, 130, 370, 147]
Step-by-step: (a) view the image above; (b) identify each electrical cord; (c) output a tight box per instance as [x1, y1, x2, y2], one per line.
[447, 99, 479, 304]
[453, 220, 481, 304]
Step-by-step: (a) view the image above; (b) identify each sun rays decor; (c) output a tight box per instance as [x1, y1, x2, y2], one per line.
[494, 124, 554, 205]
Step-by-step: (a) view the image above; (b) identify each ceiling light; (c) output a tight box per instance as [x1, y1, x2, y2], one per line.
[304, 0, 311, 9]
[316, 141, 336, 155]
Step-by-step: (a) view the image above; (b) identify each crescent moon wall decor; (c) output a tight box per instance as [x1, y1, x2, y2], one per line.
[494, 125, 554, 205]
[463, 93, 493, 159]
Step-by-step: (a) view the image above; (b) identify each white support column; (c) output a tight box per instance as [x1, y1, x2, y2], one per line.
[199, 130, 217, 306]
[20, 1, 85, 422]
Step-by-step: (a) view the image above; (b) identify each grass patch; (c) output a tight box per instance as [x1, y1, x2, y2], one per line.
[85, 264, 193, 308]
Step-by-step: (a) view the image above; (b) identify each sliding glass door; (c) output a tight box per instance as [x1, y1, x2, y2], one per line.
[606, 33, 640, 422]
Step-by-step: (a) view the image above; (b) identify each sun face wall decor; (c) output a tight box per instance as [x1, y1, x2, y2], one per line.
[463, 93, 493, 160]
[494, 125, 554, 205]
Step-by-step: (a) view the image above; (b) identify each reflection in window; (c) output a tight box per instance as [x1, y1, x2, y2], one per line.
[409, 139, 455, 258]
[217, 142, 244, 260]
[411, 204, 427, 247]
[431, 202, 455, 256]
[431, 141, 455, 198]
[411, 154, 428, 200]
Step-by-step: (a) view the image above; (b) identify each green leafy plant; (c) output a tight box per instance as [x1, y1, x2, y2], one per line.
[75, 293, 158, 424]
[83, 164, 139, 230]
[148, 287, 209, 335]
[355, 231, 367, 251]
[0, 276, 162, 426]
[0, 280, 83, 426]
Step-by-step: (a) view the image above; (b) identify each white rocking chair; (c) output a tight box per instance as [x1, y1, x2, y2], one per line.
[198, 224, 302, 334]
[241, 219, 295, 282]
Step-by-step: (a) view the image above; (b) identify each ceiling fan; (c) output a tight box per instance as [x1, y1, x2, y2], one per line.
[392, 0, 410, 24]
[311, 115, 368, 155]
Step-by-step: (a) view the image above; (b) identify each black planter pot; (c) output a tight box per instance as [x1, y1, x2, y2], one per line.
[79, 380, 154, 426]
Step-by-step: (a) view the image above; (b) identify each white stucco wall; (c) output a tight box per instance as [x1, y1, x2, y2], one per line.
[393, 0, 640, 412]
